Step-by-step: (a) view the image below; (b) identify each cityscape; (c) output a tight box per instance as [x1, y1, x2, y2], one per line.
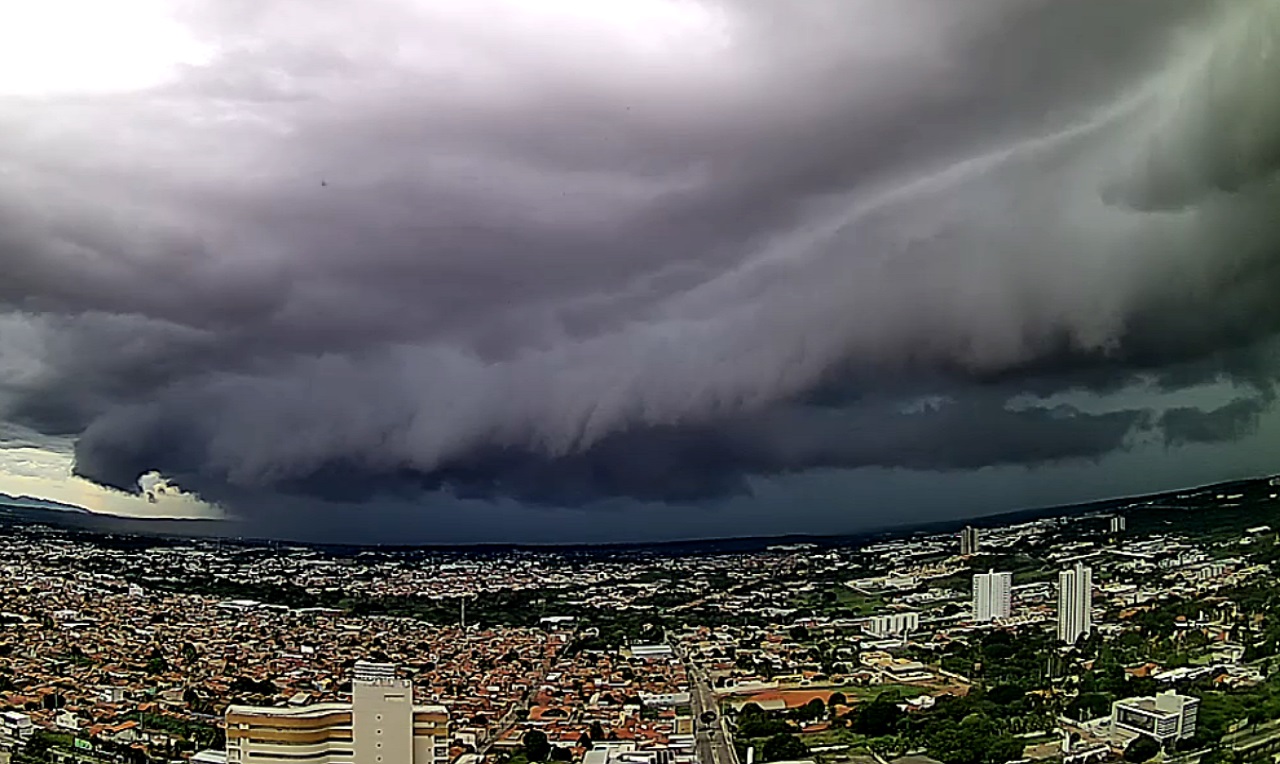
[4, 3, 1280, 764]
[2, 475, 1280, 764]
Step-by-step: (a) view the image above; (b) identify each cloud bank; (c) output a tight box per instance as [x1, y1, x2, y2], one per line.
[2, 0, 1280, 536]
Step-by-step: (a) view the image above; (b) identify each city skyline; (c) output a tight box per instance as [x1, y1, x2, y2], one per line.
[2, 481, 1276, 764]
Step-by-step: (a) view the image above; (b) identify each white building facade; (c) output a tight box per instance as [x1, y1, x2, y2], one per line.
[972, 571, 1012, 622]
[226, 662, 448, 764]
[864, 611, 920, 637]
[1058, 563, 1093, 644]
[1110, 691, 1199, 745]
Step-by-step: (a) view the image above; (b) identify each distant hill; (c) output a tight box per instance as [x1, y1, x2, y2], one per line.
[0, 498, 227, 539]
[0, 492, 90, 513]
[0, 472, 1277, 553]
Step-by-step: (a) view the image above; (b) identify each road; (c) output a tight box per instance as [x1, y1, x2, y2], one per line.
[685, 661, 738, 764]
[477, 638, 554, 755]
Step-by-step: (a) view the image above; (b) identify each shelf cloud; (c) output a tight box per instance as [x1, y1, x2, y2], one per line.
[2, 0, 1279, 538]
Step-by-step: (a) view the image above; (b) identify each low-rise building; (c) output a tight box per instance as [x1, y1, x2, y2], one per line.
[0, 711, 33, 746]
[1110, 690, 1199, 745]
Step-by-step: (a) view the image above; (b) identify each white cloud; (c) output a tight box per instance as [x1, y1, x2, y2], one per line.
[0, 445, 221, 519]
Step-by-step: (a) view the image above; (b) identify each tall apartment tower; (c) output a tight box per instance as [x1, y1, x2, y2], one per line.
[1058, 563, 1093, 645]
[1110, 516, 1126, 534]
[353, 661, 413, 764]
[972, 570, 1012, 622]
[960, 526, 980, 556]
[226, 662, 448, 764]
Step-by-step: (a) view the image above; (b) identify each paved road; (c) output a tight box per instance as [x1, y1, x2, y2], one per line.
[686, 662, 738, 764]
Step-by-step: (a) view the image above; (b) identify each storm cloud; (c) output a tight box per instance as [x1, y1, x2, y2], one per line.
[2, 0, 1280, 537]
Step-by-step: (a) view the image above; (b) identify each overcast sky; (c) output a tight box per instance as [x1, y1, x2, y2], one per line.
[2, 0, 1279, 544]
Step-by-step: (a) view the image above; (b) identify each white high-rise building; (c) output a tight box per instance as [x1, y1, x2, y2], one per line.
[864, 611, 920, 637]
[1058, 563, 1093, 645]
[1110, 516, 1126, 534]
[972, 570, 1012, 622]
[226, 662, 448, 764]
[960, 526, 980, 556]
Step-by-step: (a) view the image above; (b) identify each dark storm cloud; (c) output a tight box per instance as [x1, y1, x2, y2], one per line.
[72, 388, 1152, 506]
[3, 0, 1280, 528]
[1160, 396, 1272, 447]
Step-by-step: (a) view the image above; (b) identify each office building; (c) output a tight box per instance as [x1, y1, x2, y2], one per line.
[226, 662, 448, 764]
[1110, 690, 1199, 745]
[960, 526, 980, 556]
[1110, 516, 1126, 534]
[972, 570, 1012, 622]
[1058, 563, 1093, 645]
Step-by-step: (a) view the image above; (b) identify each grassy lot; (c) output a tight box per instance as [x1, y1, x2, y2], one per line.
[799, 727, 868, 747]
[790, 586, 884, 616]
[1011, 567, 1057, 585]
[844, 683, 930, 702]
[831, 587, 883, 614]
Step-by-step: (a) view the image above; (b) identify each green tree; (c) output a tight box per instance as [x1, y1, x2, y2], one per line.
[828, 692, 847, 708]
[1066, 693, 1113, 722]
[738, 713, 793, 739]
[146, 646, 169, 675]
[796, 698, 826, 722]
[985, 685, 1025, 706]
[1124, 735, 1160, 763]
[854, 697, 902, 736]
[523, 730, 552, 762]
[761, 733, 808, 762]
[788, 625, 809, 643]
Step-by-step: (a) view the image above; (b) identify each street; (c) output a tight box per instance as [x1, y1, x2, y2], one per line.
[685, 660, 738, 764]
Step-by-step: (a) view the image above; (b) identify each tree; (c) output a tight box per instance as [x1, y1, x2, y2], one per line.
[1125, 735, 1160, 763]
[828, 692, 847, 709]
[796, 698, 826, 722]
[523, 730, 552, 762]
[985, 685, 1025, 706]
[788, 625, 809, 642]
[738, 713, 792, 739]
[590, 721, 606, 741]
[146, 647, 169, 676]
[1066, 693, 1113, 722]
[550, 747, 573, 761]
[761, 733, 808, 762]
[985, 734, 1026, 764]
[854, 697, 902, 736]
